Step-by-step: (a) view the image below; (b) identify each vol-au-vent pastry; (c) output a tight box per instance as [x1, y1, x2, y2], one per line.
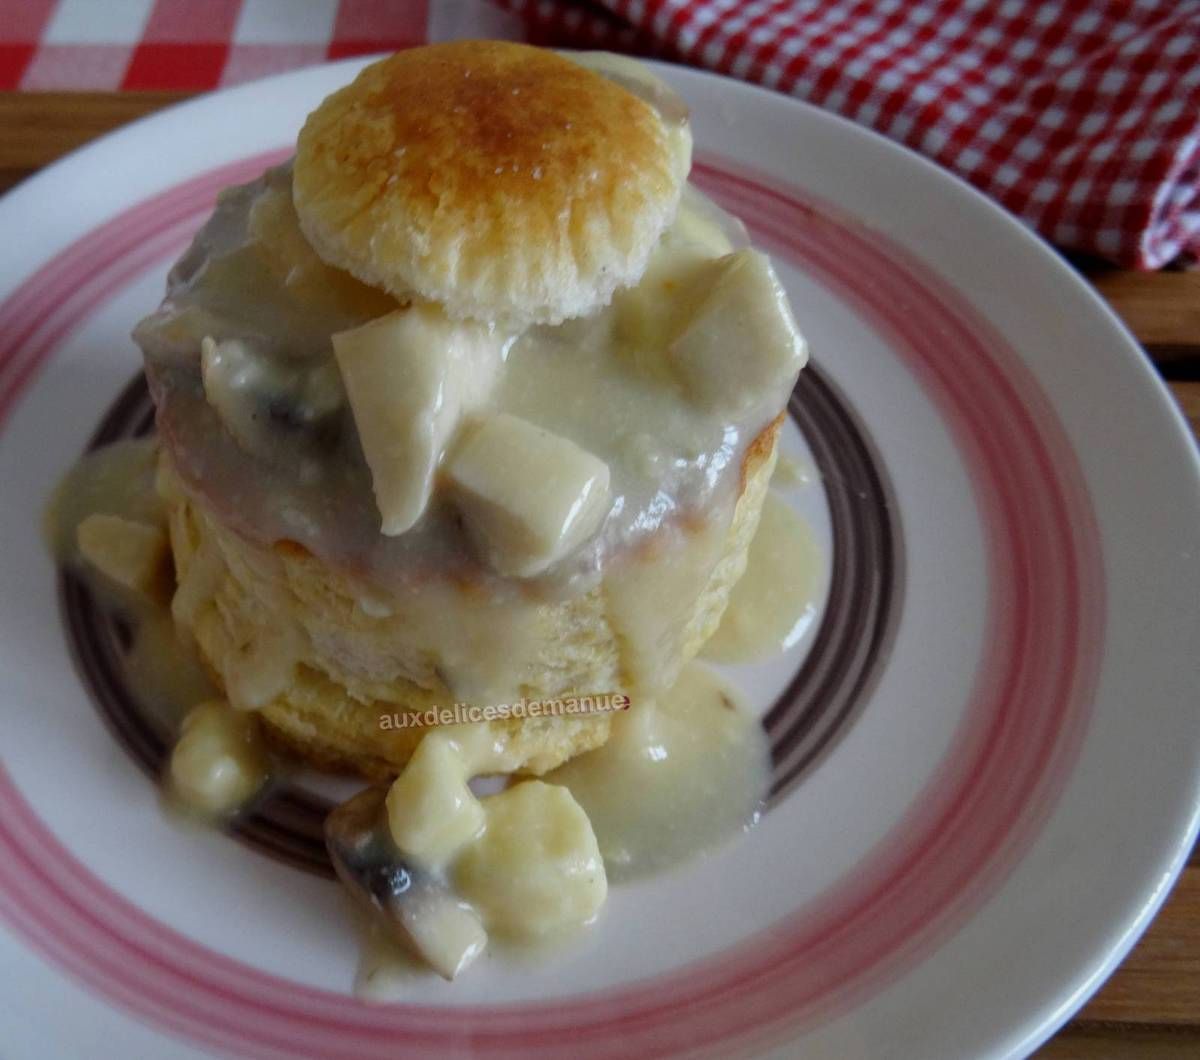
[133, 38, 808, 782]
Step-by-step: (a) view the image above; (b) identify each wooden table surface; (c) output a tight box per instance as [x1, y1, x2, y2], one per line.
[2, 92, 1197, 1059]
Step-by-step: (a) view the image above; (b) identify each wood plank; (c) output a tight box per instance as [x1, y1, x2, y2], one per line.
[1088, 270, 1200, 353]
[1038, 1025, 1200, 1058]
[1075, 866, 1200, 1025]
[0, 167, 31, 195]
[0, 91, 188, 170]
[1169, 381, 1200, 444]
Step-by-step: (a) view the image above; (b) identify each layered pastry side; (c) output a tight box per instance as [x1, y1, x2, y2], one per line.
[52, 41, 812, 983]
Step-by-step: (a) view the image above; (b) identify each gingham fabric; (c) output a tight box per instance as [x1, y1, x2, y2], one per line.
[2, 1, 1197, 268]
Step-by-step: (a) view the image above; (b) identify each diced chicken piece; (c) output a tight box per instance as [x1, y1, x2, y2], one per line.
[76, 512, 166, 596]
[668, 250, 807, 414]
[333, 306, 509, 535]
[445, 413, 611, 577]
[614, 189, 735, 353]
[385, 736, 485, 870]
[398, 887, 488, 981]
[169, 699, 268, 816]
[454, 780, 607, 941]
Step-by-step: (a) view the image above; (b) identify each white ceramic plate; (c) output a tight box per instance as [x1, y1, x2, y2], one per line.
[1, 58, 1198, 1060]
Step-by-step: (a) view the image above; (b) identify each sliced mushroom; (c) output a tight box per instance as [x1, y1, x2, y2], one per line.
[325, 785, 487, 980]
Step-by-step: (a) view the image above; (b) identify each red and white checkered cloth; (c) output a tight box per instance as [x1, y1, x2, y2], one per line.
[2, 0, 1198, 269]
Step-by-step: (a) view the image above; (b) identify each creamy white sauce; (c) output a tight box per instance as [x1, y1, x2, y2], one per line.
[772, 452, 816, 488]
[45, 440, 216, 732]
[703, 491, 823, 663]
[134, 167, 787, 600]
[547, 662, 769, 882]
[353, 901, 597, 1000]
[124, 606, 220, 733]
[602, 511, 731, 692]
[45, 438, 164, 559]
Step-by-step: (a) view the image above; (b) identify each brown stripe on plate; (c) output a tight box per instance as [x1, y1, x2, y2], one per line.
[59, 367, 902, 875]
[767, 366, 903, 802]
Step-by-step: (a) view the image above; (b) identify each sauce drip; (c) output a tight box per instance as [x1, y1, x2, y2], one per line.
[772, 452, 816, 488]
[703, 491, 823, 664]
[44, 438, 163, 560]
[45, 440, 216, 733]
[547, 662, 769, 882]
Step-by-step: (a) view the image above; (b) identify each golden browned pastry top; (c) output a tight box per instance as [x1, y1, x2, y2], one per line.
[293, 40, 686, 326]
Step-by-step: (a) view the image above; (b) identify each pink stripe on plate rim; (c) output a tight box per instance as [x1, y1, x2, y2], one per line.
[0, 149, 1104, 1058]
